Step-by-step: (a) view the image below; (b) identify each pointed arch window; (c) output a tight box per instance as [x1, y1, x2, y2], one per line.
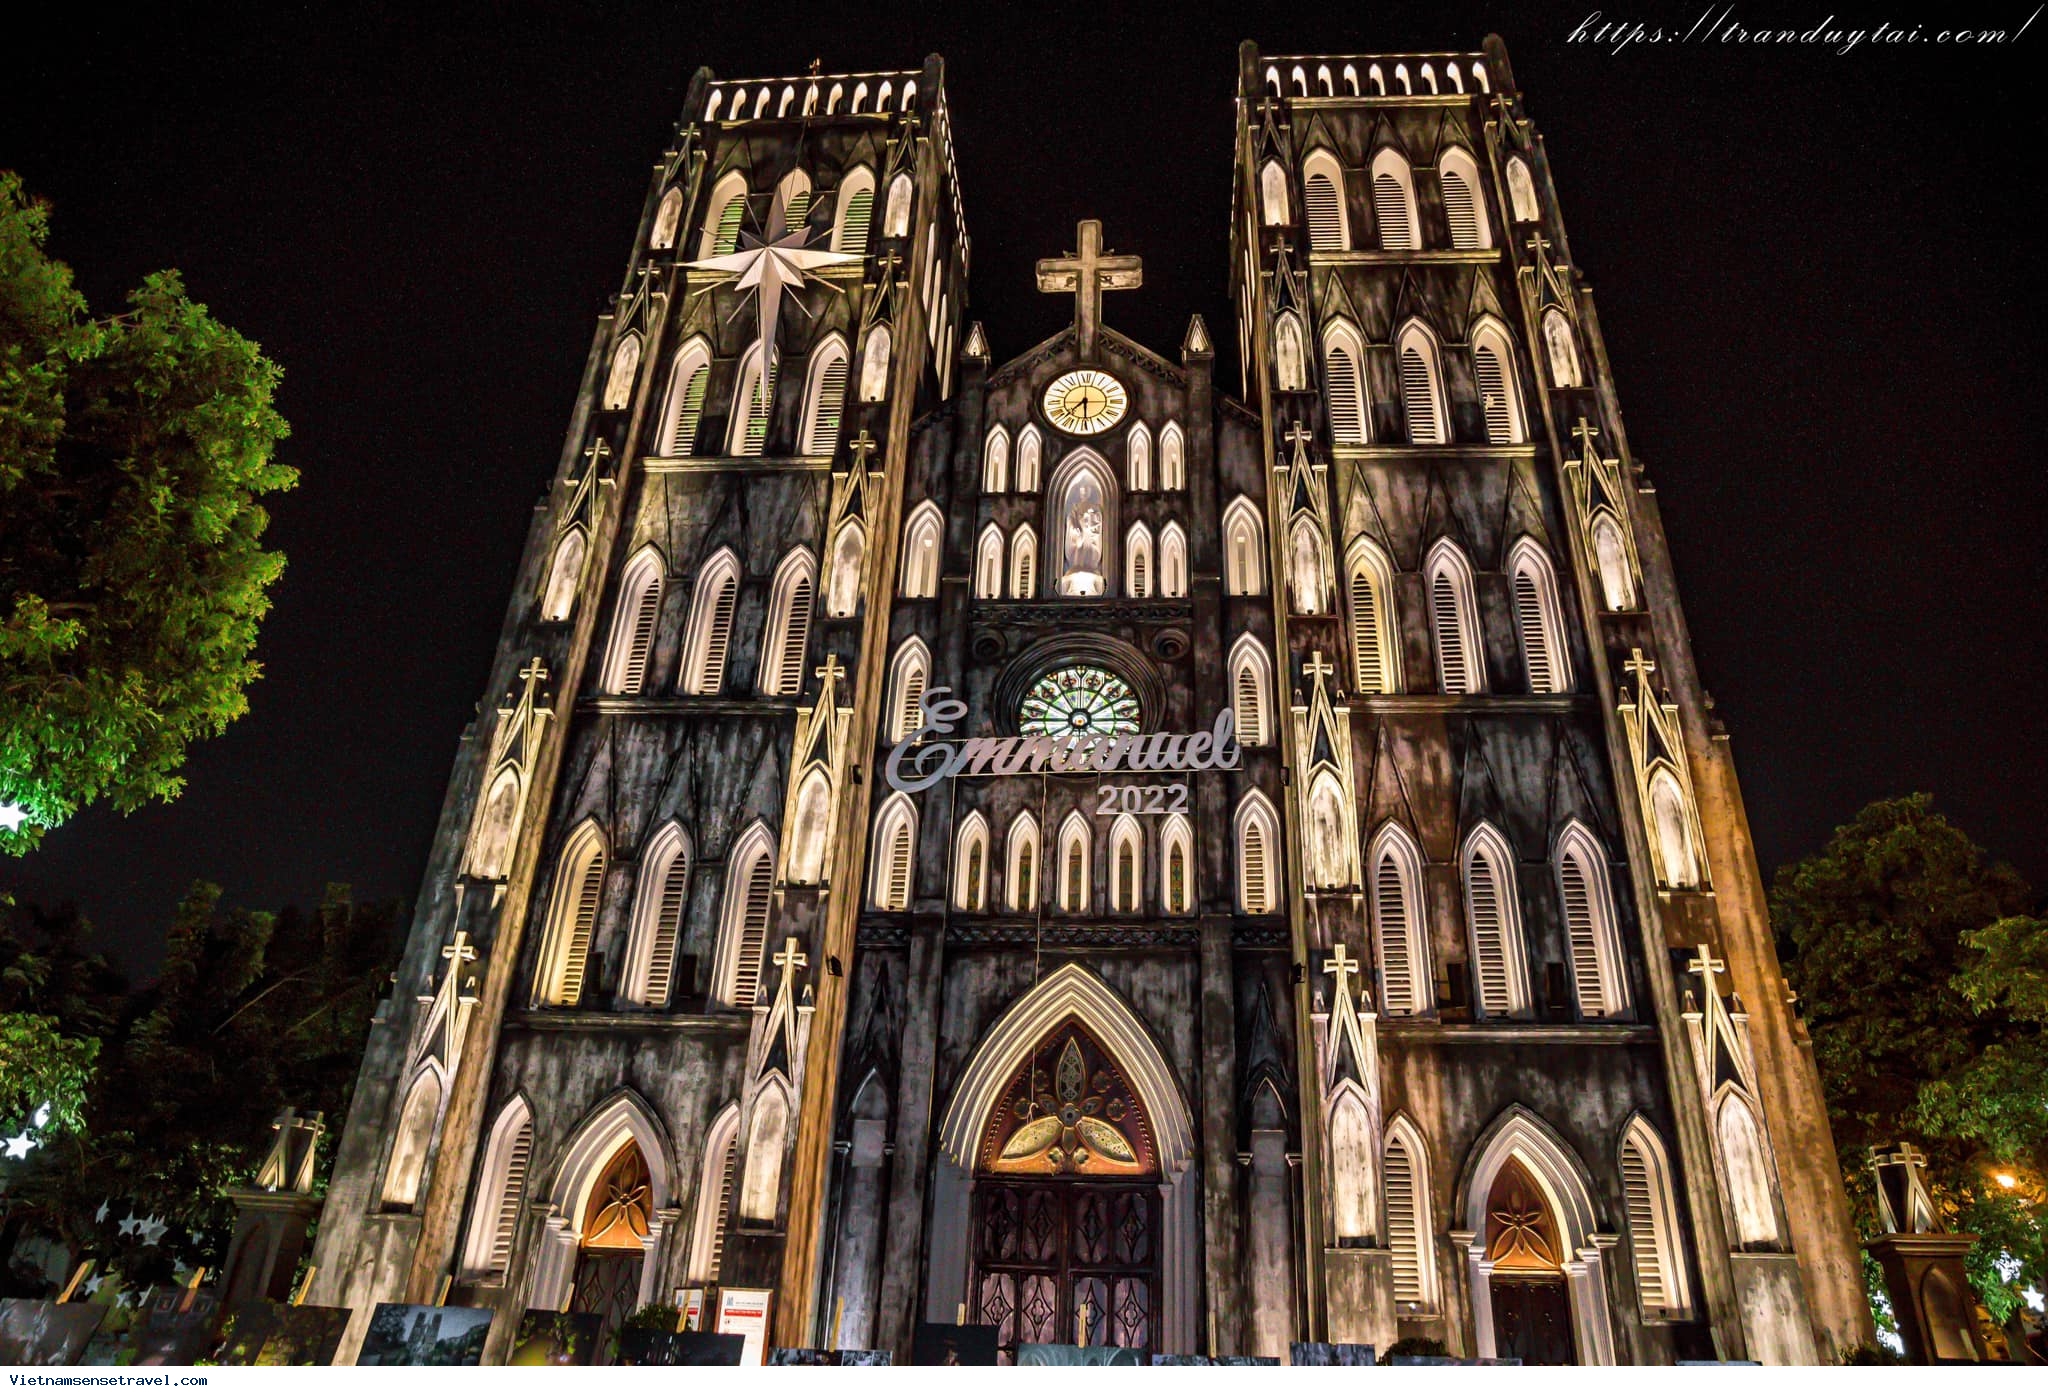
[1438, 147, 1492, 250]
[1346, 538, 1400, 694]
[1005, 811, 1040, 911]
[537, 821, 608, 1007]
[1717, 1092, 1780, 1246]
[900, 501, 942, 597]
[461, 1098, 533, 1279]
[799, 336, 849, 456]
[758, 548, 816, 696]
[602, 334, 642, 411]
[1592, 514, 1637, 611]
[833, 166, 876, 253]
[1542, 309, 1583, 387]
[1305, 771, 1351, 889]
[1370, 148, 1421, 251]
[983, 425, 1010, 494]
[871, 793, 918, 911]
[1425, 541, 1484, 694]
[1126, 422, 1152, 490]
[1321, 320, 1368, 444]
[1288, 518, 1331, 614]
[651, 187, 683, 251]
[659, 338, 713, 456]
[1396, 321, 1449, 445]
[1235, 792, 1282, 914]
[540, 526, 586, 621]
[786, 768, 833, 887]
[1274, 311, 1309, 392]
[1621, 1119, 1691, 1313]
[883, 174, 913, 238]
[974, 524, 1005, 599]
[687, 1104, 741, 1282]
[1159, 421, 1185, 490]
[1049, 450, 1117, 597]
[1009, 523, 1038, 598]
[1371, 825, 1432, 1016]
[1384, 1120, 1439, 1309]
[1556, 822, 1628, 1018]
[729, 342, 777, 456]
[382, 1070, 443, 1209]
[1125, 522, 1154, 598]
[1470, 319, 1526, 445]
[1302, 149, 1348, 252]
[740, 1081, 791, 1222]
[601, 547, 665, 695]
[827, 520, 866, 618]
[771, 169, 812, 239]
[1161, 813, 1194, 915]
[1160, 523, 1188, 598]
[1056, 810, 1092, 913]
[858, 325, 892, 402]
[1015, 425, 1043, 492]
[701, 172, 749, 258]
[625, 824, 693, 1007]
[1223, 497, 1266, 595]
[953, 810, 990, 912]
[1462, 823, 1530, 1017]
[680, 548, 741, 695]
[1259, 160, 1289, 225]
[1506, 156, 1540, 223]
[467, 767, 522, 880]
[1229, 633, 1273, 747]
[887, 636, 931, 744]
[1108, 814, 1144, 913]
[1509, 539, 1571, 694]
[714, 825, 776, 1007]
[1649, 771, 1704, 889]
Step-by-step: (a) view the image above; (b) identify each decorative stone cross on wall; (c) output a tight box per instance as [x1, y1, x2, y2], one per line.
[1322, 943, 1359, 1002]
[1036, 219, 1142, 361]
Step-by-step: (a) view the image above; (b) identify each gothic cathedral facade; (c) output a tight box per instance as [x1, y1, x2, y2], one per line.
[310, 38, 1872, 1364]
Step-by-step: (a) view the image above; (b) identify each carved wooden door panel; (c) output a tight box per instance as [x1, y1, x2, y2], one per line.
[970, 1181, 1158, 1362]
[1491, 1276, 1575, 1365]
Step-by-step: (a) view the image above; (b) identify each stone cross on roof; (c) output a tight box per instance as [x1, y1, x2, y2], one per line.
[1036, 219, 1142, 361]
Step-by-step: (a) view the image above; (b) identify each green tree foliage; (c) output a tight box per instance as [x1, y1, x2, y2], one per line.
[0, 902, 124, 1143]
[1, 883, 397, 1288]
[1773, 794, 2048, 1322]
[0, 172, 294, 852]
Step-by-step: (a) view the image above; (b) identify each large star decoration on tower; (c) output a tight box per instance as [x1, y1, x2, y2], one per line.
[681, 226, 863, 372]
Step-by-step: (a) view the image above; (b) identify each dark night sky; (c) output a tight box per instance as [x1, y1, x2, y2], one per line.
[5, 2, 2042, 971]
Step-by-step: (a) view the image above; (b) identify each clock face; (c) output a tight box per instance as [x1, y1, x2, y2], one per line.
[1042, 369, 1128, 436]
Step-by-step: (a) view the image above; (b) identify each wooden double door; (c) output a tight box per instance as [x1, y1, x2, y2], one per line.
[1491, 1276, 1576, 1365]
[969, 1179, 1160, 1362]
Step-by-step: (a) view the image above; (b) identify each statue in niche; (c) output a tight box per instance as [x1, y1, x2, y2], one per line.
[1058, 470, 1106, 596]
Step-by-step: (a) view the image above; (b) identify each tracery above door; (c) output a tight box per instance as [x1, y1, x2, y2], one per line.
[976, 1023, 1157, 1177]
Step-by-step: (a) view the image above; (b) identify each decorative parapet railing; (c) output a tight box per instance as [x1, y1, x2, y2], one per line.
[1259, 53, 1493, 99]
[698, 68, 970, 270]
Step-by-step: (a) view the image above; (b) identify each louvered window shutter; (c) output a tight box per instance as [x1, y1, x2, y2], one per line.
[783, 189, 811, 230]
[805, 358, 847, 455]
[1622, 1140, 1670, 1306]
[487, 1120, 533, 1275]
[1351, 570, 1386, 693]
[671, 366, 710, 456]
[1373, 173, 1413, 250]
[732, 857, 773, 1006]
[1243, 826, 1269, 912]
[1235, 666, 1262, 745]
[1431, 571, 1468, 693]
[775, 577, 813, 695]
[898, 666, 925, 742]
[710, 1137, 738, 1278]
[713, 197, 745, 255]
[1376, 853, 1415, 1013]
[1385, 1138, 1423, 1302]
[886, 823, 912, 909]
[837, 189, 874, 253]
[1325, 347, 1365, 444]
[1515, 569, 1555, 693]
[741, 360, 777, 456]
[1561, 853, 1605, 1017]
[555, 849, 606, 1005]
[1442, 169, 1481, 249]
[645, 849, 691, 1006]
[700, 576, 737, 692]
[1468, 853, 1512, 1015]
[1305, 173, 1343, 251]
[620, 573, 662, 694]
[1400, 347, 1440, 444]
[1475, 344, 1513, 445]
[1013, 543, 1034, 598]
[1132, 550, 1149, 597]
[1118, 842, 1136, 910]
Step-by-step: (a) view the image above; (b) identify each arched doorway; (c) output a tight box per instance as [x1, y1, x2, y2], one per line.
[967, 1023, 1160, 1361]
[1484, 1157, 1575, 1365]
[572, 1139, 651, 1360]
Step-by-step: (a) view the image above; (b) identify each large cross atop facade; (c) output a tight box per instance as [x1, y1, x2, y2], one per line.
[1036, 219, 1142, 361]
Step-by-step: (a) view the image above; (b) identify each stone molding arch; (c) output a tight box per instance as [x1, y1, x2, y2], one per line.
[527, 1089, 677, 1313]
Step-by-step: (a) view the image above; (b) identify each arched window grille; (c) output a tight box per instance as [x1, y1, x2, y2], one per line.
[1425, 540, 1485, 694]
[758, 548, 816, 696]
[601, 547, 665, 695]
[536, 821, 607, 1007]
[680, 548, 742, 695]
